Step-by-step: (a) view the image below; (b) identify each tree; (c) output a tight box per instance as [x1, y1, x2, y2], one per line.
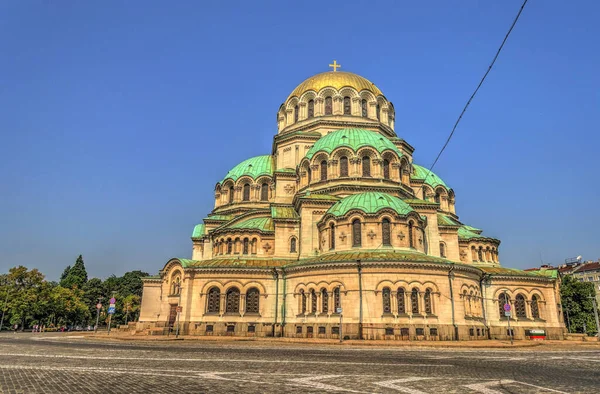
[60, 255, 88, 289]
[59, 266, 71, 282]
[561, 275, 598, 335]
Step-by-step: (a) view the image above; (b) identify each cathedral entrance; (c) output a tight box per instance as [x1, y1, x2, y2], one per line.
[168, 304, 177, 328]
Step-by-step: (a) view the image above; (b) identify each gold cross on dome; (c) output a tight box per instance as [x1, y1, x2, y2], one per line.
[329, 60, 341, 72]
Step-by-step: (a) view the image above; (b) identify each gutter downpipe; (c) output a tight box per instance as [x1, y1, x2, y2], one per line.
[357, 259, 363, 340]
[272, 268, 279, 337]
[448, 264, 458, 340]
[281, 269, 287, 337]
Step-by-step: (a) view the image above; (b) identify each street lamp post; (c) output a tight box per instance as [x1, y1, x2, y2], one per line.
[94, 296, 103, 333]
[175, 283, 182, 339]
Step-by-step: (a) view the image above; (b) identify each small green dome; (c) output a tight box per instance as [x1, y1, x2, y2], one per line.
[411, 164, 449, 190]
[305, 128, 402, 160]
[326, 192, 414, 217]
[220, 155, 274, 184]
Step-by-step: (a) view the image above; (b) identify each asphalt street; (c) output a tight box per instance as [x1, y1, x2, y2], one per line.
[0, 333, 598, 393]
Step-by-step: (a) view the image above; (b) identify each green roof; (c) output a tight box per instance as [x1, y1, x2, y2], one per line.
[411, 164, 449, 190]
[437, 213, 462, 227]
[305, 128, 402, 160]
[204, 214, 233, 221]
[227, 217, 274, 232]
[299, 192, 341, 201]
[326, 192, 414, 217]
[192, 224, 205, 238]
[220, 155, 273, 184]
[187, 258, 292, 269]
[271, 205, 300, 220]
[458, 226, 483, 240]
[479, 266, 558, 279]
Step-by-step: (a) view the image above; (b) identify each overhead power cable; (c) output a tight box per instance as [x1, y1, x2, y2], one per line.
[421, 0, 529, 189]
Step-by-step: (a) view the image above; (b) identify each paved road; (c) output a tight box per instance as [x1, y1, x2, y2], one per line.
[0, 333, 598, 393]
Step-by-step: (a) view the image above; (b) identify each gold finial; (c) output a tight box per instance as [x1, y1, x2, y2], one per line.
[328, 60, 341, 72]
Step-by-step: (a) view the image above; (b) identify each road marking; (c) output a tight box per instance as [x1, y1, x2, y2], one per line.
[288, 375, 364, 393]
[374, 377, 434, 393]
[465, 380, 516, 394]
[0, 352, 453, 367]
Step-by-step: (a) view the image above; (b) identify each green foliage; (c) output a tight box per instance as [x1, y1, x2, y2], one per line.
[1, 264, 149, 330]
[561, 275, 598, 335]
[60, 255, 88, 289]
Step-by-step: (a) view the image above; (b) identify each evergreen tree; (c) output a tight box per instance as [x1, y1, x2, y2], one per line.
[59, 265, 71, 282]
[61, 255, 88, 289]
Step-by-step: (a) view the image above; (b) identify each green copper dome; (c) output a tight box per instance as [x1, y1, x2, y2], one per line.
[411, 164, 449, 190]
[220, 155, 274, 184]
[305, 128, 402, 160]
[326, 192, 414, 217]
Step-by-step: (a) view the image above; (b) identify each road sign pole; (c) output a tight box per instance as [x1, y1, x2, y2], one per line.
[339, 313, 343, 343]
[107, 313, 112, 335]
[504, 290, 513, 345]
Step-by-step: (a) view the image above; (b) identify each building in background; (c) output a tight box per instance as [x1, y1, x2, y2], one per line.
[138, 65, 565, 340]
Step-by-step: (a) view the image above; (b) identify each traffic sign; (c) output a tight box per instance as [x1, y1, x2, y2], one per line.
[110, 297, 116, 304]
[176, 306, 182, 313]
[504, 311, 511, 317]
[336, 307, 342, 314]
[96, 303, 102, 309]
[108, 305, 116, 314]
[503, 303, 511, 312]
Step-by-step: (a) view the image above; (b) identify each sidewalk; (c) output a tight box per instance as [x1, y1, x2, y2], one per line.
[82, 332, 597, 349]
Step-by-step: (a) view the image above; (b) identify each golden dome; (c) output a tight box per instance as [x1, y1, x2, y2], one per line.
[287, 71, 383, 100]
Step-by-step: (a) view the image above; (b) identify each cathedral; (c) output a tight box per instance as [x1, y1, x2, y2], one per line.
[138, 64, 565, 340]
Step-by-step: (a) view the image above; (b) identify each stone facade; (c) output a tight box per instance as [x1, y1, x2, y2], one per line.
[138, 68, 565, 340]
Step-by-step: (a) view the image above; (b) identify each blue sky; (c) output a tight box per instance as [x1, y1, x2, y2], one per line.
[1, 1, 598, 280]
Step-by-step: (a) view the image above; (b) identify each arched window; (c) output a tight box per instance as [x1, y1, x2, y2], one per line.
[307, 167, 311, 183]
[411, 288, 419, 314]
[362, 156, 371, 177]
[226, 287, 240, 313]
[310, 289, 317, 313]
[260, 183, 269, 201]
[478, 247, 483, 262]
[498, 293, 510, 318]
[381, 218, 391, 246]
[515, 294, 527, 318]
[343, 96, 351, 115]
[424, 289, 432, 314]
[171, 275, 181, 295]
[243, 238, 249, 254]
[228, 186, 234, 204]
[246, 288, 260, 314]
[361, 99, 367, 117]
[251, 238, 257, 254]
[382, 159, 390, 179]
[376, 104, 381, 120]
[397, 288, 406, 314]
[307, 99, 314, 118]
[339, 156, 348, 177]
[408, 221, 414, 248]
[325, 96, 332, 115]
[439, 243, 446, 258]
[321, 288, 328, 314]
[333, 287, 341, 310]
[294, 105, 299, 123]
[329, 223, 335, 250]
[382, 287, 391, 313]
[207, 287, 220, 313]
[226, 239, 233, 254]
[434, 192, 441, 204]
[242, 183, 250, 201]
[463, 290, 469, 315]
[300, 290, 307, 314]
[290, 237, 297, 253]
[219, 242, 224, 255]
[352, 219, 362, 247]
[531, 295, 540, 319]
[320, 160, 328, 181]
